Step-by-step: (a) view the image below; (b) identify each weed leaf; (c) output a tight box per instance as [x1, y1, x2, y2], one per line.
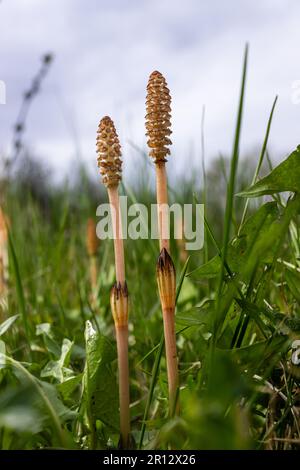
[0, 315, 19, 337]
[82, 321, 119, 433]
[238, 146, 300, 197]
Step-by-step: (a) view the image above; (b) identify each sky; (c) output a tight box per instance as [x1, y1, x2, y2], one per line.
[0, 0, 300, 181]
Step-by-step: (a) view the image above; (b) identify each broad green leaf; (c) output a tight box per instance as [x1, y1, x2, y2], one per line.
[41, 338, 74, 382]
[238, 146, 300, 197]
[82, 321, 119, 432]
[0, 315, 19, 337]
[0, 386, 44, 433]
[190, 202, 279, 278]
[37, 380, 76, 422]
[57, 373, 83, 400]
[0, 405, 42, 433]
[176, 301, 214, 329]
[225, 336, 288, 367]
[0, 354, 76, 445]
[36, 323, 61, 357]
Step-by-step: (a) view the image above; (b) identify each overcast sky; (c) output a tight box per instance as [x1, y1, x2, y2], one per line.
[1, 0, 300, 181]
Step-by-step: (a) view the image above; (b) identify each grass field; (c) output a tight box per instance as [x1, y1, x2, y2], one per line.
[0, 50, 300, 450]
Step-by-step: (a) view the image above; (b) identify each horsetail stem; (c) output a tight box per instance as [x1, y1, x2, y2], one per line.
[146, 70, 172, 252]
[156, 248, 178, 413]
[96, 116, 130, 448]
[146, 71, 179, 414]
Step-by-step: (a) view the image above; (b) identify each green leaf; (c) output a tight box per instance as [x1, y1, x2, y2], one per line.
[82, 321, 119, 434]
[238, 146, 300, 197]
[36, 380, 76, 423]
[0, 354, 75, 445]
[190, 202, 279, 278]
[41, 338, 74, 382]
[176, 301, 214, 329]
[225, 336, 288, 367]
[0, 386, 44, 434]
[36, 323, 61, 357]
[215, 196, 300, 334]
[0, 315, 19, 337]
[0, 405, 42, 434]
[57, 373, 83, 400]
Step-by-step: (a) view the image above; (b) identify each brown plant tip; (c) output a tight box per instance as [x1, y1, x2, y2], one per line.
[146, 71, 172, 163]
[110, 281, 129, 327]
[86, 218, 99, 257]
[96, 116, 122, 187]
[156, 248, 176, 311]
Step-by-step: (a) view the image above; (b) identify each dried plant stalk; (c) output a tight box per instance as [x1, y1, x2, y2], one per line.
[146, 71, 179, 413]
[97, 116, 130, 447]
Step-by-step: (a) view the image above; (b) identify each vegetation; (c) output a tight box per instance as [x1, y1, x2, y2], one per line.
[0, 47, 299, 450]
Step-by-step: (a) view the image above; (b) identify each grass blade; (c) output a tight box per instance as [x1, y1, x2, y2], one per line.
[8, 231, 30, 343]
[239, 95, 278, 232]
[215, 44, 248, 329]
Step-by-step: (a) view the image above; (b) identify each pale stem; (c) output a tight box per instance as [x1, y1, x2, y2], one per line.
[116, 325, 130, 447]
[162, 307, 179, 414]
[155, 162, 170, 252]
[107, 185, 125, 284]
[107, 184, 130, 446]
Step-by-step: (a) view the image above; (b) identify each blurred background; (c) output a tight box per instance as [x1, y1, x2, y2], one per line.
[1, 0, 300, 185]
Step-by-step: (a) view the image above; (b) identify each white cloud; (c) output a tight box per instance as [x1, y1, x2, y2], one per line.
[0, 0, 300, 181]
